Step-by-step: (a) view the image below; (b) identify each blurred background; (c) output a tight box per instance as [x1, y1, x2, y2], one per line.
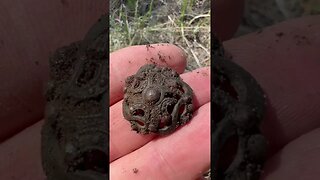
[236, 0, 320, 37]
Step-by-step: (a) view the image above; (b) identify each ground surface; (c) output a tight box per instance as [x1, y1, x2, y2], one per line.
[109, 0, 211, 71]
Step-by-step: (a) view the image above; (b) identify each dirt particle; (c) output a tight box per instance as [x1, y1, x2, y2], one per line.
[275, 32, 284, 43]
[256, 29, 263, 34]
[294, 34, 311, 46]
[128, 60, 131, 64]
[148, 57, 157, 65]
[201, 72, 208, 76]
[276, 32, 284, 37]
[133, 168, 139, 174]
[35, 61, 39, 65]
[157, 52, 168, 64]
[146, 44, 155, 51]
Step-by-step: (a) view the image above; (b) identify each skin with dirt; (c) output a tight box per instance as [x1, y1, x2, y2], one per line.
[212, 34, 267, 180]
[123, 64, 194, 135]
[41, 15, 107, 180]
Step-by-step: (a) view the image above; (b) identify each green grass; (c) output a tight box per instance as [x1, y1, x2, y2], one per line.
[109, 0, 211, 70]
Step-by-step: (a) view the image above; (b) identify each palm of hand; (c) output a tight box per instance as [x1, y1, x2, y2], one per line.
[109, 45, 211, 180]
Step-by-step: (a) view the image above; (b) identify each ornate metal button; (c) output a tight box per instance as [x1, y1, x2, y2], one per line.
[212, 34, 267, 180]
[123, 64, 194, 135]
[42, 15, 107, 180]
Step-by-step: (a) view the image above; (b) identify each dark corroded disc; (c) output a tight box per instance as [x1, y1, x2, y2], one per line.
[212, 34, 267, 180]
[123, 64, 194, 135]
[41, 15, 107, 180]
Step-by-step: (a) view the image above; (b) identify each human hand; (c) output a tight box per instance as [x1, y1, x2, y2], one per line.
[109, 45, 211, 179]
[216, 1, 320, 178]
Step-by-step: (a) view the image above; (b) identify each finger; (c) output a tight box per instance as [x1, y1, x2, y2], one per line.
[0, 120, 45, 179]
[223, 15, 320, 155]
[261, 128, 320, 180]
[110, 44, 187, 105]
[110, 103, 210, 180]
[213, 0, 245, 40]
[110, 67, 210, 162]
[0, 0, 106, 142]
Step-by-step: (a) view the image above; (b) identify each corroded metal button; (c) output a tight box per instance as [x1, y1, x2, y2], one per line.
[41, 15, 108, 180]
[123, 64, 194, 135]
[212, 34, 267, 180]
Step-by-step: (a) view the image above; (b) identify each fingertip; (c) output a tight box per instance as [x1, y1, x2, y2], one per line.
[111, 44, 187, 73]
[181, 67, 211, 108]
